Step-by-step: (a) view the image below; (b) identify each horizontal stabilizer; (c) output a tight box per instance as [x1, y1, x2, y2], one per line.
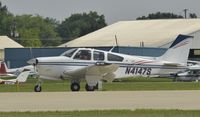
[163, 63, 180, 66]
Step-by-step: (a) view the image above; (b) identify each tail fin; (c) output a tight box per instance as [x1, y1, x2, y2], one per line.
[158, 34, 193, 65]
[0, 61, 7, 74]
[16, 71, 30, 82]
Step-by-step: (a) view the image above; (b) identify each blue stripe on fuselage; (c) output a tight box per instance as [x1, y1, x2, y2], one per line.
[37, 62, 186, 70]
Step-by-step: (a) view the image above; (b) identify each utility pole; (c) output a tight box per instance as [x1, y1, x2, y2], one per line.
[183, 9, 188, 18]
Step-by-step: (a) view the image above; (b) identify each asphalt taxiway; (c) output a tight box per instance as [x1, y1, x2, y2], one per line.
[1, 90, 200, 112]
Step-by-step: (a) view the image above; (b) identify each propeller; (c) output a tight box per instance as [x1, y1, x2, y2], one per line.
[27, 48, 38, 78]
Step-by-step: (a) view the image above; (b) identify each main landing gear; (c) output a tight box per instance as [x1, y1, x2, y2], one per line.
[85, 84, 95, 91]
[70, 82, 97, 92]
[70, 82, 80, 91]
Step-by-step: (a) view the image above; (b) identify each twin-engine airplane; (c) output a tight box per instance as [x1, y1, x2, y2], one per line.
[28, 34, 193, 92]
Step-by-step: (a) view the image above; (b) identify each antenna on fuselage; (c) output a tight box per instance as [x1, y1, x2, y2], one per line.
[115, 35, 119, 53]
[115, 35, 119, 47]
[109, 35, 120, 52]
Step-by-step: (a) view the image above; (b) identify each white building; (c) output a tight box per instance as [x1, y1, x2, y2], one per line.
[59, 19, 200, 49]
[0, 36, 23, 60]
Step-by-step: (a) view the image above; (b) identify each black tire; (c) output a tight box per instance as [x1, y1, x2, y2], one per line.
[34, 85, 42, 92]
[85, 84, 95, 91]
[71, 82, 80, 91]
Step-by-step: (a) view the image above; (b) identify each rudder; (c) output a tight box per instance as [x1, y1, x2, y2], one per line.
[158, 34, 193, 65]
[0, 61, 7, 74]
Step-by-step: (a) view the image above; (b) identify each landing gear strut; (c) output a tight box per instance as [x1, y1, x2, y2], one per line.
[34, 78, 42, 92]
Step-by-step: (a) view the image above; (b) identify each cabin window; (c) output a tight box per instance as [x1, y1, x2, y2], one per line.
[107, 53, 124, 62]
[194, 50, 200, 55]
[74, 50, 91, 60]
[94, 51, 104, 61]
[61, 49, 77, 57]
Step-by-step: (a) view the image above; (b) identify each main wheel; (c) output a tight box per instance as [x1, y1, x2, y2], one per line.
[34, 85, 42, 92]
[71, 82, 80, 91]
[85, 84, 95, 91]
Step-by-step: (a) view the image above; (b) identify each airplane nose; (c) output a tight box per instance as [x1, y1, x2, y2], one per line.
[27, 58, 38, 65]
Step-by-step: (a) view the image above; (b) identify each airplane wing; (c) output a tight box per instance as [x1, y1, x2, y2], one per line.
[0, 71, 30, 84]
[63, 62, 118, 86]
[188, 60, 200, 65]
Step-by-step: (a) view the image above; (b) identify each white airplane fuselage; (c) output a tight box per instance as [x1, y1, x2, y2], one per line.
[28, 34, 193, 92]
[35, 49, 186, 81]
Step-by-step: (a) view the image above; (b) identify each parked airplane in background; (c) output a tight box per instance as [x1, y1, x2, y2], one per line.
[175, 61, 200, 81]
[0, 61, 34, 77]
[28, 34, 193, 92]
[0, 71, 30, 84]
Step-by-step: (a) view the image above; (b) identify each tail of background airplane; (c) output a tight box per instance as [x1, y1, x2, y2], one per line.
[0, 61, 7, 74]
[0, 71, 30, 84]
[158, 34, 193, 65]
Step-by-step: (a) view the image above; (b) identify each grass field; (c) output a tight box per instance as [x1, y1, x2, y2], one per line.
[1, 109, 200, 117]
[1, 77, 200, 92]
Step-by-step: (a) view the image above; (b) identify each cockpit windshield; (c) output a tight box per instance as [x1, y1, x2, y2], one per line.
[61, 49, 77, 57]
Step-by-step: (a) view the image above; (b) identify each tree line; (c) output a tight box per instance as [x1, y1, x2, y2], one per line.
[0, 2, 107, 47]
[136, 12, 197, 20]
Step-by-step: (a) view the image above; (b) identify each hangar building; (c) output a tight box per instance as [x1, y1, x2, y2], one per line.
[59, 19, 200, 61]
[59, 19, 200, 48]
[0, 36, 23, 60]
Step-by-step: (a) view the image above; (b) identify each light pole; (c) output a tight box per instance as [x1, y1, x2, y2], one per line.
[183, 9, 188, 19]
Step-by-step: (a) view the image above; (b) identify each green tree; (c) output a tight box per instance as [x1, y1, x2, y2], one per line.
[15, 15, 61, 47]
[40, 17, 61, 46]
[189, 13, 197, 18]
[0, 2, 13, 36]
[57, 11, 107, 42]
[14, 15, 42, 47]
[136, 12, 184, 20]
[18, 28, 41, 47]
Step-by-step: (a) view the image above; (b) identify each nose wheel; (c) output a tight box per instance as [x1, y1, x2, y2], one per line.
[34, 78, 42, 92]
[34, 84, 42, 92]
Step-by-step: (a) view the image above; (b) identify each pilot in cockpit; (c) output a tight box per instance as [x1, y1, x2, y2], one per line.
[75, 50, 91, 60]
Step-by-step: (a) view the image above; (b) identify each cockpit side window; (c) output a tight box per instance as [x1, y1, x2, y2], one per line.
[107, 53, 124, 62]
[94, 51, 104, 61]
[74, 50, 91, 60]
[61, 49, 77, 58]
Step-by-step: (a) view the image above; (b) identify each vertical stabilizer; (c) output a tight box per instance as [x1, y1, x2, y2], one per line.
[158, 34, 193, 65]
[0, 62, 7, 74]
